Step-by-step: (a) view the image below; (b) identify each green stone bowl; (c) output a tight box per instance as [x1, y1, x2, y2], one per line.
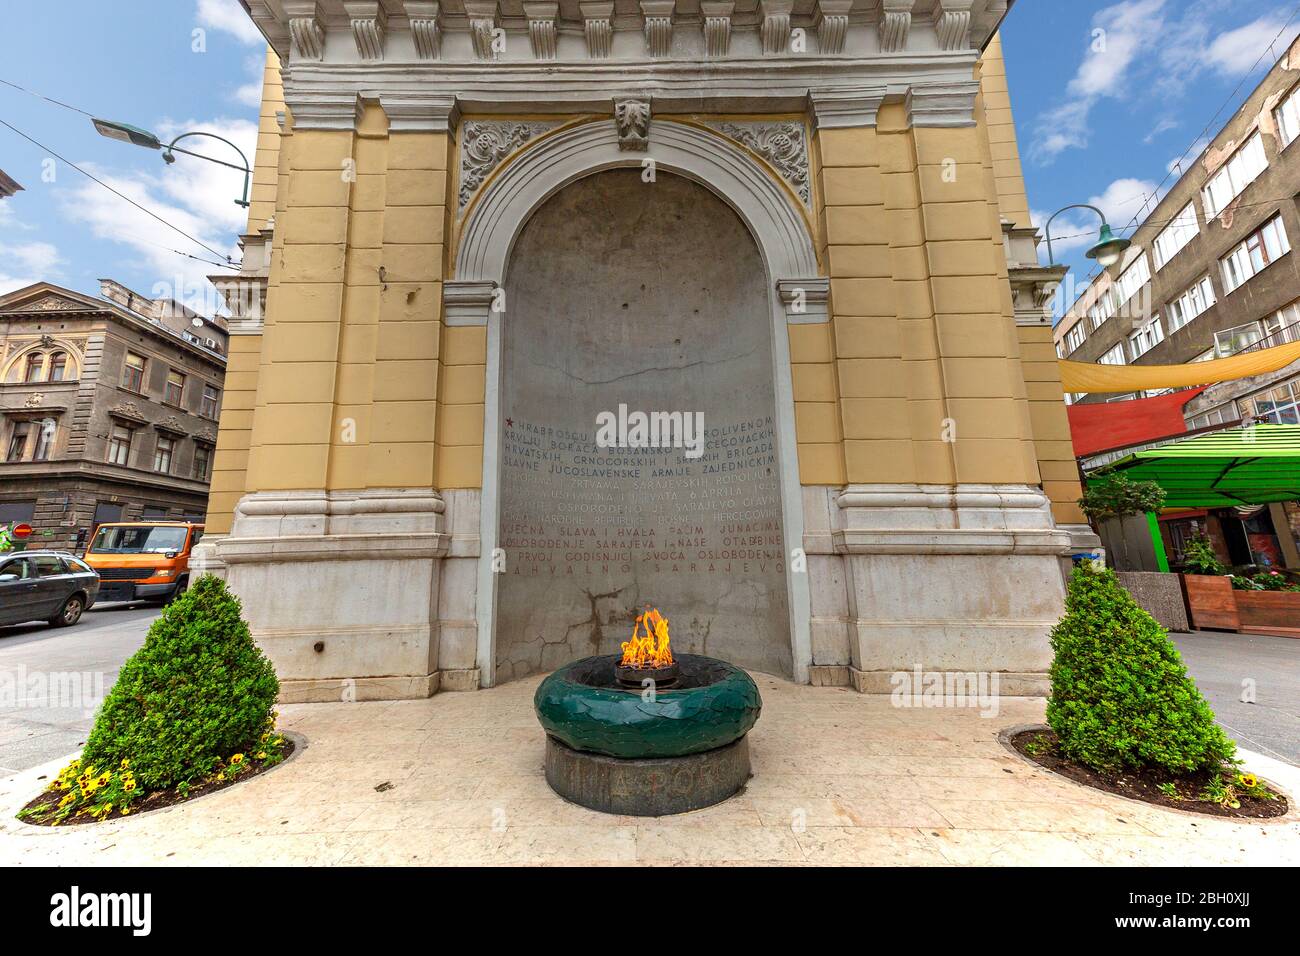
[534, 653, 762, 759]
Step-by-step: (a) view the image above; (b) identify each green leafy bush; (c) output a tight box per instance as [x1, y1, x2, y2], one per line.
[80, 575, 280, 790]
[1047, 565, 1236, 774]
[1180, 536, 1226, 576]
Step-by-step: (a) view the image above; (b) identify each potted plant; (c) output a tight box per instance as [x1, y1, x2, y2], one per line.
[1078, 475, 1167, 571]
[1179, 537, 1239, 632]
[1229, 570, 1300, 637]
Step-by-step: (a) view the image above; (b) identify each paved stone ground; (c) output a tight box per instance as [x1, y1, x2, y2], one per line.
[1, 673, 1297, 866]
[0, 604, 157, 773]
[1171, 631, 1300, 766]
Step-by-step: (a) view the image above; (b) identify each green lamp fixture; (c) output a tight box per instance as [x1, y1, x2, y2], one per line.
[1044, 203, 1132, 269]
[92, 117, 253, 208]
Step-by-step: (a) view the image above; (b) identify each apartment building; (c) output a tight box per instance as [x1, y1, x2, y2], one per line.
[0, 279, 227, 551]
[1054, 41, 1300, 423]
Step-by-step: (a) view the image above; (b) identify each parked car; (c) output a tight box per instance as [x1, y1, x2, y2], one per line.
[0, 550, 100, 628]
[82, 521, 203, 604]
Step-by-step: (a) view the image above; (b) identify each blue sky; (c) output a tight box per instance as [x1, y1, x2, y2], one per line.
[0, 0, 264, 313]
[1002, 0, 1300, 317]
[2, 0, 1299, 319]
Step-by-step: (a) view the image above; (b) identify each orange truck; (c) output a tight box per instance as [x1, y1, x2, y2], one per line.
[82, 521, 204, 604]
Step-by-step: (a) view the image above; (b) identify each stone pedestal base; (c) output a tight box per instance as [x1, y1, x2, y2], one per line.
[831, 484, 1071, 697]
[210, 489, 481, 703]
[544, 735, 752, 816]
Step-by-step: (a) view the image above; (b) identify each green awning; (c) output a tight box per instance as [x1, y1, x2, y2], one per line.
[1091, 423, 1300, 508]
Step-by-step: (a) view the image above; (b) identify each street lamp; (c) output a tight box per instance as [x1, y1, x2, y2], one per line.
[92, 118, 252, 208]
[1043, 203, 1132, 269]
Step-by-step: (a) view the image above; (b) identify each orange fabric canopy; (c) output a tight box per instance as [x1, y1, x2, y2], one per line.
[1058, 339, 1300, 393]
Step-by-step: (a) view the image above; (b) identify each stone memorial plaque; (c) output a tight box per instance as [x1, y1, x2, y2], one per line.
[496, 170, 791, 681]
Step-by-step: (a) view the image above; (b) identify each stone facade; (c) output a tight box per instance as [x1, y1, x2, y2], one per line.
[202, 0, 1088, 702]
[0, 281, 227, 551]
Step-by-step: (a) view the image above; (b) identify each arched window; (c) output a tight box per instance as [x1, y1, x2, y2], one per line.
[23, 352, 44, 383]
[48, 352, 67, 382]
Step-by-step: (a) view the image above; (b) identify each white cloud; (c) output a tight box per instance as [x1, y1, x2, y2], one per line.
[1031, 0, 1168, 162]
[1033, 177, 1163, 256]
[196, 0, 264, 45]
[0, 239, 61, 295]
[1143, 117, 1180, 143]
[234, 81, 263, 108]
[1031, 3, 1300, 163]
[56, 117, 256, 315]
[1205, 14, 1300, 76]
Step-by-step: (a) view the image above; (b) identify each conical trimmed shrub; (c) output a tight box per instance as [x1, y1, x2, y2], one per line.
[1047, 565, 1235, 774]
[82, 575, 279, 790]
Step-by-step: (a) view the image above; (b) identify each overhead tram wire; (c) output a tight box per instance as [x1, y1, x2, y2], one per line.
[0, 118, 239, 270]
[0, 77, 97, 117]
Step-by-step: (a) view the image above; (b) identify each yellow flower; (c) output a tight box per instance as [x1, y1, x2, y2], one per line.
[230, 754, 245, 765]
[96, 774, 111, 787]
[58, 795, 74, 808]
[123, 780, 136, 793]
[215, 773, 225, 782]
[120, 759, 130, 769]
[256, 751, 267, 760]
[1240, 773, 1258, 788]
[260, 733, 270, 743]
[120, 806, 131, 815]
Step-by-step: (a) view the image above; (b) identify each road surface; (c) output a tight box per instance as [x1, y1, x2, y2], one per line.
[0, 603, 158, 773]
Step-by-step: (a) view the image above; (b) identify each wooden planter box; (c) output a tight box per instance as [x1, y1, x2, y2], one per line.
[1182, 574, 1239, 631]
[1235, 590, 1300, 637]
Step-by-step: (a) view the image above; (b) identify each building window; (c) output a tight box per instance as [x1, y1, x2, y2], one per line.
[1064, 323, 1086, 353]
[32, 419, 54, 461]
[1276, 84, 1300, 148]
[1087, 290, 1117, 331]
[1269, 299, 1300, 345]
[193, 443, 212, 480]
[1113, 254, 1151, 309]
[153, 435, 175, 474]
[23, 352, 44, 383]
[1221, 215, 1291, 293]
[164, 369, 186, 406]
[1098, 343, 1127, 366]
[6, 421, 32, 461]
[122, 352, 146, 392]
[1063, 323, 1085, 353]
[1214, 320, 1275, 358]
[1187, 405, 1236, 430]
[47, 351, 67, 382]
[1202, 131, 1268, 220]
[1253, 379, 1300, 423]
[1152, 202, 1199, 270]
[200, 384, 220, 419]
[1166, 276, 1216, 332]
[107, 424, 132, 466]
[1129, 316, 1165, 359]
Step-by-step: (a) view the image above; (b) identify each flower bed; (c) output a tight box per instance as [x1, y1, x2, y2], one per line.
[18, 729, 293, 826]
[14, 575, 286, 826]
[1009, 728, 1287, 819]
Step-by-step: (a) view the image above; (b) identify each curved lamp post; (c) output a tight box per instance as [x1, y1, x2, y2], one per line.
[1043, 203, 1132, 268]
[92, 118, 252, 208]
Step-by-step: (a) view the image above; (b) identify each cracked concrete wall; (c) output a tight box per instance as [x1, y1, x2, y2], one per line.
[495, 169, 792, 682]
